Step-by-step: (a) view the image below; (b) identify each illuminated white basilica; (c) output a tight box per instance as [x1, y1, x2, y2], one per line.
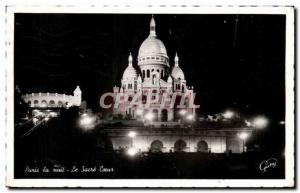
[106, 16, 252, 154]
[112, 16, 196, 123]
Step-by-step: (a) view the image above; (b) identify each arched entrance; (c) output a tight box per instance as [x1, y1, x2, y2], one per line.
[41, 100, 47, 108]
[152, 109, 159, 122]
[57, 101, 63, 107]
[161, 109, 168, 122]
[49, 100, 55, 107]
[174, 139, 187, 152]
[197, 140, 208, 152]
[33, 100, 39, 107]
[150, 140, 163, 153]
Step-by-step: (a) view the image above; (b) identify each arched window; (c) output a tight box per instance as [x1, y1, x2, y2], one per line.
[142, 70, 145, 78]
[174, 139, 187, 152]
[57, 101, 63, 107]
[147, 70, 150, 78]
[33, 100, 39, 107]
[41, 100, 47, 108]
[161, 70, 164, 79]
[49, 100, 55, 107]
[197, 141, 209, 152]
[161, 109, 168, 122]
[150, 140, 163, 153]
[152, 74, 157, 85]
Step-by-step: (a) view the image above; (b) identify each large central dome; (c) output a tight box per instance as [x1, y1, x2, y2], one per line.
[138, 36, 167, 56]
[138, 15, 169, 67]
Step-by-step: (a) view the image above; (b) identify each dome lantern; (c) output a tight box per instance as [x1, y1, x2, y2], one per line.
[128, 52, 133, 66]
[149, 15, 156, 37]
[174, 53, 179, 67]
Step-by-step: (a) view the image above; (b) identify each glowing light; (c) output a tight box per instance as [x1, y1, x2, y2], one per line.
[128, 131, 136, 138]
[238, 132, 249, 140]
[32, 109, 39, 113]
[186, 114, 194, 121]
[80, 115, 95, 128]
[49, 112, 57, 117]
[145, 112, 154, 121]
[279, 121, 285, 125]
[127, 147, 137, 157]
[44, 117, 49, 122]
[253, 116, 269, 129]
[179, 109, 187, 116]
[36, 112, 44, 117]
[245, 120, 251, 127]
[32, 117, 39, 125]
[136, 109, 143, 116]
[223, 110, 235, 119]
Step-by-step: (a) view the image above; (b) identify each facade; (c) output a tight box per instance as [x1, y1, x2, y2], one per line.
[105, 127, 250, 153]
[112, 16, 196, 123]
[22, 85, 82, 108]
[105, 16, 252, 154]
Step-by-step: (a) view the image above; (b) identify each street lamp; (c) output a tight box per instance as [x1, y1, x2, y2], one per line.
[238, 132, 249, 153]
[127, 147, 137, 157]
[186, 114, 194, 121]
[252, 116, 268, 129]
[179, 109, 187, 116]
[128, 131, 136, 148]
[223, 110, 235, 119]
[79, 114, 95, 130]
[128, 131, 136, 138]
[136, 109, 143, 116]
[144, 112, 154, 122]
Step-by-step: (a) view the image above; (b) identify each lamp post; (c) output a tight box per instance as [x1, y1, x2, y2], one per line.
[249, 116, 269, 151]
[127, 131, 137, 157]
[128, 131, 136, 147]
[238, 132, 249, 153]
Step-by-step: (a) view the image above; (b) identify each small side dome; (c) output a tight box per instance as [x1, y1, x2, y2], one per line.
[171, 53, 185, 80]
[138, 37, 167, 57]
[122, 53, 137, 80]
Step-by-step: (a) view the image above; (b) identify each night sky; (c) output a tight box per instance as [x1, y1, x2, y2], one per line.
[14, 14, 286, 122]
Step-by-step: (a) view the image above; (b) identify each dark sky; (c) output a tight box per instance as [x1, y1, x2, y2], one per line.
[14, 14, 286, 122]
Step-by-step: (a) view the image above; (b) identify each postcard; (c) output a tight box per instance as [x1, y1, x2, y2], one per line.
[5, 5, 295, 188]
